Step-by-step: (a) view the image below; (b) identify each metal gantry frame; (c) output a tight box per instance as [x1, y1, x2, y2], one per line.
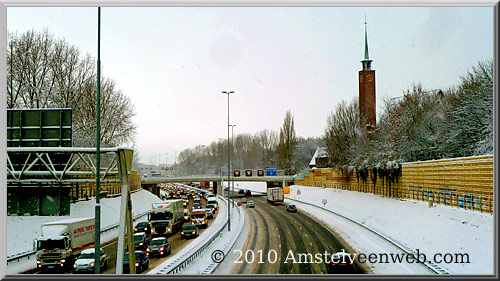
[6, 146, 136, 274]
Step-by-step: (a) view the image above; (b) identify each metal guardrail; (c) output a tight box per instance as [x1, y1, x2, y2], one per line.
[7, 209, 150, 266]
[153, 195, 231, 274]
[285, 197, 450, 275]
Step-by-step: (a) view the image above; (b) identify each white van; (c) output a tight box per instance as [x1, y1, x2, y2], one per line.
[207, 198, 218, 211]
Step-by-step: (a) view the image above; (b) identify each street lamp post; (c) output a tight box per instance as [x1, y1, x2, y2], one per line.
[94, 6, 102, 274]
[229, 124, 236, 208]
[222, 91, 234, 231]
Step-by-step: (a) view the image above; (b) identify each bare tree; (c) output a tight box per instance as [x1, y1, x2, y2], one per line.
[323, 99, 359, 169]
[277, 110, 297, 175]
[7, 29, 136, 147]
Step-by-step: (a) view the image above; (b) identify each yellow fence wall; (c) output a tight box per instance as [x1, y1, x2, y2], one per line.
[295, 155, 494, 213]
[70, 170, 141, 200]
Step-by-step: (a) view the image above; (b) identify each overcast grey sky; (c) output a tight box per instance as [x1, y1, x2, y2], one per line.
[6, 6, 494, 165]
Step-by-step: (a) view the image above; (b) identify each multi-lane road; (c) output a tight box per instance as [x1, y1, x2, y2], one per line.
[228, 192, 367, 274]
[34, 194, 217, 274]
[32, 185, 367, 275]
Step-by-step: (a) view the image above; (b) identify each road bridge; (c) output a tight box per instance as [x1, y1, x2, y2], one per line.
[141, 175, 295, 193]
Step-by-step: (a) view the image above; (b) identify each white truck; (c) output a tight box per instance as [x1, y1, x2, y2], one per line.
[34, 217, 95, 271]
[148, 199, 184, 236]
[267, 187, 284, 205]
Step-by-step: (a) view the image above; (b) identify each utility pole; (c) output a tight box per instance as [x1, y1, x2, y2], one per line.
[223, 91, 234, 231]
[94, 6, 102, 274]
[229, 124, 236, 208]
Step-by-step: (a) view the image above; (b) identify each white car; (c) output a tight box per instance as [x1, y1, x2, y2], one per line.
[73, 248, 108, 273]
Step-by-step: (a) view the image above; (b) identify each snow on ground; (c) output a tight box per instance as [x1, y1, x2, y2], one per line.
[239, 182, 493, 274]
[7, 189, 161, 257]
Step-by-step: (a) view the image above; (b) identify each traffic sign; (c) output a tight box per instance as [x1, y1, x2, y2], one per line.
[266, 168, 277, 176]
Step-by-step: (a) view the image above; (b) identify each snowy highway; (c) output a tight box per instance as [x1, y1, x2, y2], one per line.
[227, 194, 367, 274]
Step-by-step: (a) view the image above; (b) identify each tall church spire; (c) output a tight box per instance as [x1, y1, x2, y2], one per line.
[364, 15, 369, 60]
[358, 14, 376, 129]
[361, 15, 373, 70]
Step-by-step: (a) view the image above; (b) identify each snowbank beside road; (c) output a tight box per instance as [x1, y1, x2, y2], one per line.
[7, 189, 160, 257]
[285, 185, 493, 274]
[240, 183, 493, 274]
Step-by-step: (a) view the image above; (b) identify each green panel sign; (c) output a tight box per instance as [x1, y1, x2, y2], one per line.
[7, 109, 72, 147]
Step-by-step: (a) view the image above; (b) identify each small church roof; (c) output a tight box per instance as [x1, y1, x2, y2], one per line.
[309, 147, 329, 167]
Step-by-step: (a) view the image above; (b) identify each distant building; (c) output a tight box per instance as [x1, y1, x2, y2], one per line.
[309, 147, 329, 168]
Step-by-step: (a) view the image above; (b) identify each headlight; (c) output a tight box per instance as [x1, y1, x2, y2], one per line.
[61, 259, 65, 263]
[144, 228, 148, 231]
[89, 262, 94, 267]
[192, 231, 195, 234]
[73, 264, 77, 268]
[160, 247, 164, 251]
[139, 242, 143, 245]
[181, 232, 184, 234]
[146, 248, 150, 252]
[37, 261, 41, 264]
[168, 228, 171, 232]
[135, 263, 139, 267]
[134, 228, 138, 231]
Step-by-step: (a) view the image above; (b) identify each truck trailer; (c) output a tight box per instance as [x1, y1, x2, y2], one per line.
[267, 187, 284, 205]
[35, 217, 95, 271]
[148, 199, 184, 236]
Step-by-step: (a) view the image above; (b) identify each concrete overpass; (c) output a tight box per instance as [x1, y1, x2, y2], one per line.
[141, 174, 295, 193]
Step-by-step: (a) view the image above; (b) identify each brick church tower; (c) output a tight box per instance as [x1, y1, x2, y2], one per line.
[358, 18, 376, 129]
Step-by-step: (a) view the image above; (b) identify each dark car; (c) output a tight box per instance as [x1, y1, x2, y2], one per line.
[206, 209, 214, 219]
[192, 202, 201, 210]
[123, 251, 149, 273]
[180, 224, 199, 239]
[134, 221, 152, 236]
[134, 232, 149, 250]
[146, 237, 171, 257]
[287, 204, 298, 213]
[326, 252, 355, 274]
[245, 190, 252, 196]
[238, 189, 245, 194]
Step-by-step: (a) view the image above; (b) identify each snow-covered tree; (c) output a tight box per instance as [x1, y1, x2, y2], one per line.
[445, 60, 493, 157]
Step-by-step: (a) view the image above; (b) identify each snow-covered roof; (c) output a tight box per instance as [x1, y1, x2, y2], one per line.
[151, 237, 167, 241]
[81, 248, 104, 254]
[309, 147, 329, 167]
[41, 217, 94, 226]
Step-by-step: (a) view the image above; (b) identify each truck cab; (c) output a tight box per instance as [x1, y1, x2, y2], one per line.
[35, 217, 95, 271]
[35, 236, 72, 270]
[190, 209, 208, 228]
[148, 200, 183, 236]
